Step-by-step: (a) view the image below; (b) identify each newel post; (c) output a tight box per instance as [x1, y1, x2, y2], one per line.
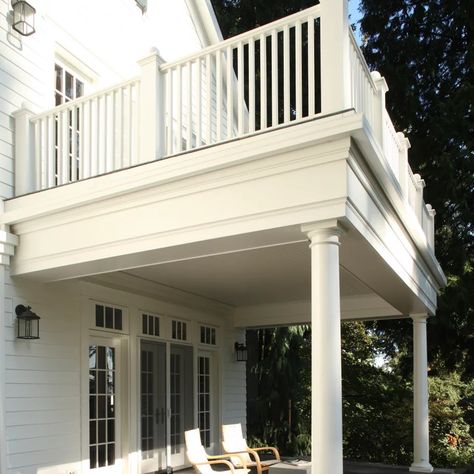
[138, 48, 166, 163]
[370, 71, 389, 149]
[413, 174, 426, 223]
[425, 205, 436, 248]
[397, 132, 411, 200]
[12, 104, 36, 196]
[320, 0, 351, 114]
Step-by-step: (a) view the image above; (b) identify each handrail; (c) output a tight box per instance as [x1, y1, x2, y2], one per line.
[31, 77, 140, 121]
[161, 4, 321, 71]
[348, 29, 377, 93]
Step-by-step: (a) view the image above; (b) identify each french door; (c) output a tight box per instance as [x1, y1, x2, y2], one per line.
[140, 341, 193, 473]
[140, 342, 167, 474]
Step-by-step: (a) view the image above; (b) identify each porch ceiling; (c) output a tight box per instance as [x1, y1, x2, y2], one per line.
[123, 241, 371, 307]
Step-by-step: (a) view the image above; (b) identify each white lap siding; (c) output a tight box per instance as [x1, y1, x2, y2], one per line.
[4, 276, 82, 474]
[221, 327, 247, 429]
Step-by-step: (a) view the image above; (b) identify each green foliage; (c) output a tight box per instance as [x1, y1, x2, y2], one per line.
[210, 0, 318, 39]
[341, 323, 413, 465]
[359, 0, 474, 377]
[429, 374, 474, 467]
[246, 326, 312, 455]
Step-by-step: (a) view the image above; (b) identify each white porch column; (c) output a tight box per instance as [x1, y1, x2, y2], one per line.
[302, 221, 344, 474]
[410, 314, 433, 473]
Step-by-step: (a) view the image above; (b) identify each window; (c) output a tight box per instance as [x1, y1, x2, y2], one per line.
[89, 344, 117, 469]
[54, 63, 85, 183]
[200, 326, 216, 345]
[142, 313, 160, 337]
[55, 63, 84, 105]
[95, 304, 124, 332]
[171, 320, 187, 341]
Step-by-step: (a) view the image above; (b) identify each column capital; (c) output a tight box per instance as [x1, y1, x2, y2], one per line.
[301, 220, 345, 247]
[411, 313, 429, 324]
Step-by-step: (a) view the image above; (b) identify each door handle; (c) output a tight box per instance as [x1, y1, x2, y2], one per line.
[155, 408, 166, 424]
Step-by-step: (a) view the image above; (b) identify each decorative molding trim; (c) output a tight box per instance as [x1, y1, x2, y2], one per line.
[0, 227, 18, 266]
[347, 147, 445, 289]
[350, 126, 446, 288]
[345, 199, 437, 315]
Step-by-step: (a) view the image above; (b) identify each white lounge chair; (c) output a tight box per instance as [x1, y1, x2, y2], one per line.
[185, 428, 249, 474]
[222, 423, 281, 474]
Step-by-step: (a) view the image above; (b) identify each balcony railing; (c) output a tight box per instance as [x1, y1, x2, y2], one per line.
[31, 79, 140, 188]
[13, 1, 435, 248]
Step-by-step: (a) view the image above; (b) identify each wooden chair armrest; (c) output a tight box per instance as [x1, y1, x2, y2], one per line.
[195, 459, 235, 472]
[245, 448, 262, 464]
[208, 453, 248, 467]
[251, 447, 280, 460]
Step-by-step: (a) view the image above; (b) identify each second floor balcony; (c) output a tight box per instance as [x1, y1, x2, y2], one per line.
[13, 2, 436, 250]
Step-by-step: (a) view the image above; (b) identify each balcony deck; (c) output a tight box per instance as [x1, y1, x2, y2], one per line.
[13, 3, 435, 250]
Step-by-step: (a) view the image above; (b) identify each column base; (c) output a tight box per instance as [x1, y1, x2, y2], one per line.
[409, 462, 433, 472]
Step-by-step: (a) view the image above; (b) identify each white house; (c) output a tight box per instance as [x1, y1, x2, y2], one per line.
[0, 1, 446, 474]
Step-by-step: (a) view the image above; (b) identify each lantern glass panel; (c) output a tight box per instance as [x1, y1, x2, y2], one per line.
[12, 1, 36, 36]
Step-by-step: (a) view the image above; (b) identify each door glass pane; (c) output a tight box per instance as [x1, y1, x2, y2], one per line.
[198, 356, 211, 447]
[170, 353, 182, 454]
[89, 344, 116, 469]
[140, 349, 154, 460]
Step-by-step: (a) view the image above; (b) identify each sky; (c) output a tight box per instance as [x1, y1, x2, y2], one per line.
[348, 0, 363, 43]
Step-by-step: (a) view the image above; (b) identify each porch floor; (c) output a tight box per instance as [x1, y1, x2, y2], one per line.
[177, 461, 456, 474]
[343, 461, 455, 473]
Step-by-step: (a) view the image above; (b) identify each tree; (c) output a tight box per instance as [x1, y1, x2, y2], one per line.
[246, 326, 312, 455]
[211, 1, 317, 39]
[359, 0, 474, 378]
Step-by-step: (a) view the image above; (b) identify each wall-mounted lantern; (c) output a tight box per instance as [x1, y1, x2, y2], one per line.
[11, 0, 36, 37]
[15, 304, 40, 339]
[234, 342, 248, 362]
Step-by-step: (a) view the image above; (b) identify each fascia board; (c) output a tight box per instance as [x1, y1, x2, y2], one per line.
[185, 0, 224, 47]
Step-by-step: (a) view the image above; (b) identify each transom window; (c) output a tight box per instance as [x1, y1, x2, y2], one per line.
[142, 313, 160, 337]
[200, 326, 216, 345]
[171, 320, 188, 341]
[95, 304, 123, 331]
